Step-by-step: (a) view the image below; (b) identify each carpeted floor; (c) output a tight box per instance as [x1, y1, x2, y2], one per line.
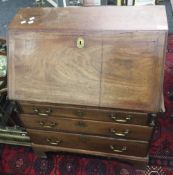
[0, 34, 173, 175]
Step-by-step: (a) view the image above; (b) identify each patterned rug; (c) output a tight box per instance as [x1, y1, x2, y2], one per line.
[0, 34, 173, 175]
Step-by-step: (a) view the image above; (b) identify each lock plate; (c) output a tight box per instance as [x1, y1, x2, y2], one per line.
[77, 37, 84, 48]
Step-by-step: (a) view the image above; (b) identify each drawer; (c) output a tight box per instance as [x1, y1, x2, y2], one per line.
[18, 102, 149, 126]
[27, 129, 149, 157]
[20, 114, 153, 141]
[32, 143, 149, 168]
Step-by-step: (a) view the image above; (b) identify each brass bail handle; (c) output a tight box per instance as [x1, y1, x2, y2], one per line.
[39, 121, 57, 128]
[47, 138, 61, 146]
[110, 113, 131, 123]
[33, 107, 52, 116]
[110, 128, 129, 137]
[110, 145, 127, 153]
[77, 37, 84, 48]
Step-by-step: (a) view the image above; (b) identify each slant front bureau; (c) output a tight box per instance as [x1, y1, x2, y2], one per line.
[7, 6, 168, 167]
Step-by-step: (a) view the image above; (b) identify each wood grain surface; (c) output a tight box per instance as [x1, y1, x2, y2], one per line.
[8, 6, 167, 31]
[28, 129, 149, 157]
[100, 32, 166, 112]
[32, 143, 149, 168]
[20, 114, 153, 141]
[8, 32, 102, 106]
[8, 7, 168, 112]
[8, 31, 166, 112]
[19, 101, 149, 125]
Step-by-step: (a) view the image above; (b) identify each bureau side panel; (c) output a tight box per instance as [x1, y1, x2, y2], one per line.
[100, 31, 167, 112]
[8, 31, 102, 106]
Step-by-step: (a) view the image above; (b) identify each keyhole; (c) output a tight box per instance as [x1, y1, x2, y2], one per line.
[77, 37, 84, 48]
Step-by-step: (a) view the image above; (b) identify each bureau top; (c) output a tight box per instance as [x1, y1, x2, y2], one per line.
[8, 6, 168, 32]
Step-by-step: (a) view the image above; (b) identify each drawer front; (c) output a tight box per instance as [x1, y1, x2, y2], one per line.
[19, 102, 149, 126]
[32, 143, 149, 168]
[28, 129, 149, 157]
[20, 114, 153, 141]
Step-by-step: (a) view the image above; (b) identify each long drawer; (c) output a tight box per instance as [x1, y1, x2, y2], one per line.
[27, 129, 149, 157]
[32, 143, 149, 168]
[18, 102, 149, 125]
[20, 114, 153, 141]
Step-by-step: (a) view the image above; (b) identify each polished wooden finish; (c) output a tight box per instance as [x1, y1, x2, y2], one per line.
[8, 7, 167, 31]
[8, 32, 102, 107]
[8, 6, 168, 167]
[28, 129, 149, 157]
[19, 101, 149, 125]
[8, 7, 168, 112]
[32, 143, 149, 168]
[20, 114, 153, 141]
[101, 32, 166, 111]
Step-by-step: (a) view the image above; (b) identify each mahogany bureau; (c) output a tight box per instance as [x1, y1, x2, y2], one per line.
[7, 6, 168, 167]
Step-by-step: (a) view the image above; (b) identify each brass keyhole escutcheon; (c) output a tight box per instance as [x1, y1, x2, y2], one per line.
[77, 37, 84, 48]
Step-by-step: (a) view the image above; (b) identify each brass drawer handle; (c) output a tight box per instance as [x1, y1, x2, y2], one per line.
[110, 145, 127, 153]
[110, 129, 129, 137]
[33, 107, 52, 116]
[39, 121, 57, 128]
[110, 114, 131, 123]
[47, 138, 61, 146]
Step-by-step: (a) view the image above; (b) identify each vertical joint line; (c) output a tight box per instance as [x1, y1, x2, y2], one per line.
[99, 38, 103, 107]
